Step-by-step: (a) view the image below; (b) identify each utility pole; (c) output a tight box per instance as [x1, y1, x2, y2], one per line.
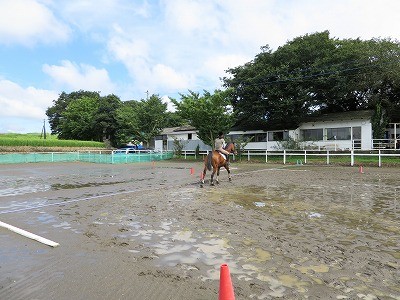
[146, 90, 149, 100]
[41, 119, 46, 139]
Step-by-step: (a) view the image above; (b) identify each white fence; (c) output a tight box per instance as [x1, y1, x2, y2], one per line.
[180, 149, 400, 167]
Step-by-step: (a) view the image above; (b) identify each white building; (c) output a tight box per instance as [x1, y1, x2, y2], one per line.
[155, 110, 397, 151]
[294, 110, 373, 150]
[154, 125, 211, 152]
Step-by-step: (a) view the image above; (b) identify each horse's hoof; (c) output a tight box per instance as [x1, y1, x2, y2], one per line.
[210, 182, 214, 186]
[229, 178, 232, 182]
[200, 184, 203, 188]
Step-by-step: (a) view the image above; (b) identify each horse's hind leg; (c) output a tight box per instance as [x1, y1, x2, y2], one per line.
[210, 168, 216, 186]
[216, 167, 221, 184]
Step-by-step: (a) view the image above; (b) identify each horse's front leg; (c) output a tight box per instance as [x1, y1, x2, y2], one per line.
[225, 165, 232, 182]
[201, 167, 206, 184]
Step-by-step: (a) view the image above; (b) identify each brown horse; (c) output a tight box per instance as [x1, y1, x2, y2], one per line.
[201, 142, 236, 186]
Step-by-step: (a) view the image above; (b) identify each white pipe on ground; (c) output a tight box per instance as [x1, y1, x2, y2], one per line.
[0, 221, 59, 248]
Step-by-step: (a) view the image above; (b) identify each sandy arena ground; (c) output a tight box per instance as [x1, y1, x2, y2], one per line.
[0, 160, 399, 300]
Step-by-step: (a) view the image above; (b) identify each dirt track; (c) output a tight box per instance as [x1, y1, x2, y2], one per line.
[0, 161, 399, 299]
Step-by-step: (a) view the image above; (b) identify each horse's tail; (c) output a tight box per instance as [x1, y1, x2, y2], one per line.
[206, 152, 213, 171]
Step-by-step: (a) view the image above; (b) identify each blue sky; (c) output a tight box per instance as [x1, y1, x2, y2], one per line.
[1, 0, 399, 133]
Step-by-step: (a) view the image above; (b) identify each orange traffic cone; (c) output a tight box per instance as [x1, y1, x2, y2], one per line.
[219, 264, 235, 300]
[190, 167, 194, 175]
[359, 165, 364, 174]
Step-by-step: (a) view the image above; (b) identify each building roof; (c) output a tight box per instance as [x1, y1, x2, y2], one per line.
[159, 125, 196, 135]
[303, 110, 374, 123]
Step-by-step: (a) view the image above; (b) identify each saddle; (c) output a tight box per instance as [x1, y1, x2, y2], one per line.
[217, 150, 228, 161]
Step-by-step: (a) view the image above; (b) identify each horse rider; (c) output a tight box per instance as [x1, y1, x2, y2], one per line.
[215, 131, 230, 163]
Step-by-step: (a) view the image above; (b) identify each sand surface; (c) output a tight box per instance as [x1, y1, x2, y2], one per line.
[0, 161, 399, 299]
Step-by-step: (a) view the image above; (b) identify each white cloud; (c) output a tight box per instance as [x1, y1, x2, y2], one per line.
[163, 0, 221, 35]
[42, 60, 115, 94]
[203, 54, 251, 82]
[59, 0, 151, 32]
[0, 0, 70, 46]
[162, 95, 176, 112]
[0, 79, 57, 119]
[107, 29, 195, 94]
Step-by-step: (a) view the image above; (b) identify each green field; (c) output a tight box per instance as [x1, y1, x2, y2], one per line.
[0, 133, 106, 148]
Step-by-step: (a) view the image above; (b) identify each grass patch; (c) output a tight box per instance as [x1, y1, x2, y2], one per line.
[0, 133, 106, 148]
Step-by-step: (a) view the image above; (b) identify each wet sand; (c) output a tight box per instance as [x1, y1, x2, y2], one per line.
[0, 161, 399, 299]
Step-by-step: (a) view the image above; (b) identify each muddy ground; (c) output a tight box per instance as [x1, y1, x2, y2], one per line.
[0, 161, 399, 300]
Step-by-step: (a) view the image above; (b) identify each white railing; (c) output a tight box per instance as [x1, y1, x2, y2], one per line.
[180, 149, 400, 167]
[372, 139, 400, 150]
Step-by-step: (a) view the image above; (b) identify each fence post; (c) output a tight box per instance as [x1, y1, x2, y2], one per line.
[265, 150, 268, 163]
[184, 150, 187, 159]
[327, 150, 330, 165]
[379, 149, 382, 167]
[283, 150, 286, 165]
[304, 150, 307, 164]
[351, 150, 354, 166]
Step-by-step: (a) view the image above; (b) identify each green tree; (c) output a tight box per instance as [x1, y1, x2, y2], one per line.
[46, 90, 100, 135]
[58, 96, 98, 140]
[115, 100, 140, 147]
[135, 95, 168, 146]
[164, 111, 185, 127]
[46, 90, 125, 145]
[223, 31, 400, 130]
[172, 90, 235, 147]
[93, 94, 122, 145]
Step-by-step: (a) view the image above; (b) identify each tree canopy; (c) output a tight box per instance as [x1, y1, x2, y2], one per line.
[46, 91, 182, 147]
[222, 31, 400, 131]
[171, 90, 235, 147]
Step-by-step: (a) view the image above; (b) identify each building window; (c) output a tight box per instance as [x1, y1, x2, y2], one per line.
[326, 127, 351, 140]
[301, 129, 323, 141]
[352, 127, 361, 139]
[188, 133, 192, 140]
[268, 131, 289, 141]
[255, 133, 267, 142]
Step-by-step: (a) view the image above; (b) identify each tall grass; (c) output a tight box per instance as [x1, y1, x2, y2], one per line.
[0, 133, 106, 148]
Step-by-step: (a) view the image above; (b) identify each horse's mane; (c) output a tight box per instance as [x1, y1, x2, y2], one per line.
[224, 142, 232, 149]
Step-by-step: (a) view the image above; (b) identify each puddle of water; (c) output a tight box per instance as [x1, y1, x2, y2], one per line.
[0, 199, 48, 212]
[0, 184, 51, 197]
